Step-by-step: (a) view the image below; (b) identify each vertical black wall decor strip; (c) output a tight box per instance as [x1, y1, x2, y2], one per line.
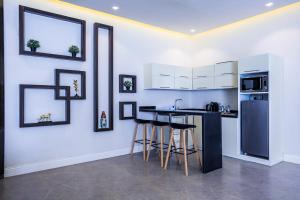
[0, 0, 4, 179]
[93, 23, 113, 132]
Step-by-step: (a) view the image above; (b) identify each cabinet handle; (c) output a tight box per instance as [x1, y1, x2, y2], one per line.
[244, 69, 259, 72]
[160, 86, 170, 89]
[179, 76, 188, 78]
[160, 74, 171, 77]
[221, 86, 233, 88]
[197, 87, 207, 89]
[222, 73, 235, 75]
[197, 75, 207, 78]
[180, 87, 189, 89]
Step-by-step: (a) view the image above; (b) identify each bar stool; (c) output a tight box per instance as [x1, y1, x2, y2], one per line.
[146, 121, 171, 167]
[130, 118, 152, 160]
[164, 123, 201, 176]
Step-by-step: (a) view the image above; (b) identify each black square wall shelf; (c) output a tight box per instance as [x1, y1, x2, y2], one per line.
[55, 69, 86, 100]
[119, 74, 136, 93]
[19, 5, 86, 61]
[19, 85, 71, 128]
[119, 101, 137, 120]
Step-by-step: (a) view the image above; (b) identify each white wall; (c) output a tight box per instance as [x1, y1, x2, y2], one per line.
[4, 0, 194, 176]
[192, 4, 300, 162]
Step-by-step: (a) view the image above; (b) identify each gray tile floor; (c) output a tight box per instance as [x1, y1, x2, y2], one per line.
[0, 153, 300, 200]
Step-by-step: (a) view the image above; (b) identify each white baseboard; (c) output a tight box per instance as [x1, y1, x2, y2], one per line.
[284, 154, 300, 164]
[5, 147, 142, 177]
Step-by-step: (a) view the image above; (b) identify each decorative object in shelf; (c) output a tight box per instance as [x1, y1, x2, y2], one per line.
[26, 39, 40, 52]
[68, 45, 80, 58]
[19, 84, 71, 128]
[73, 79, 79, 98]
[119, 74, 136, 93]
[94, 23, 114, 132]
[55, 69, 86, 100]
[19, 5, 86, 61]
[99, 111, 107, 128]
[119, 102, 137, 120]
[38, 113, 52, 123]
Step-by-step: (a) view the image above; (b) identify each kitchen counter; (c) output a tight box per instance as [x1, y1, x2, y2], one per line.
[139, 107, 238, 118]
[139, 106, 222, 174]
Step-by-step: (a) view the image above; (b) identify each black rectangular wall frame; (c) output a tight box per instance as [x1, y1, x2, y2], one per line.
[19, 85, 71, 128]
[119, 102, 137, 120]
[55, 69, 86, 100]
[93, 23, 113, 132]
[0, 0, 4, 179]
[19, 5, 86, 61]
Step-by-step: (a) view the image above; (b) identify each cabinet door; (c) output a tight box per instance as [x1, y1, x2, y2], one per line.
[151, 64, 174, 77]
[152, 75, 174, 89]
[193, 77, 214, 90]
[214, 74, 237, 89]
[175, 77, 192, 90]
[239, 54, 269, 74]
[222, 118, 238, 158]
[215, 62, 237, 76]
[175, 67, 192, 78]
[193, 65, 214, 78]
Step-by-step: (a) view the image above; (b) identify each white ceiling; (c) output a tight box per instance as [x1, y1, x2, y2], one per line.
[62, 0, 299, 34]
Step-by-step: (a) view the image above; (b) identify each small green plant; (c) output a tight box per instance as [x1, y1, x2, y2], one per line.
[27, 39, 40, 52]
[68, 45, 80, 57]
[123, 80, 133, 90]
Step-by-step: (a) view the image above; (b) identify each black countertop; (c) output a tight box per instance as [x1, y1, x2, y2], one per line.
[139, 106, 238, 118]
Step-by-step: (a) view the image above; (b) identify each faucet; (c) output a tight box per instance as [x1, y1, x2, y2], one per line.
[174, 99, 183, 110]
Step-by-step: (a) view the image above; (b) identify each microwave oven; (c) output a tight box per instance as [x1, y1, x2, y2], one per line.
[240, 75, 268, 92]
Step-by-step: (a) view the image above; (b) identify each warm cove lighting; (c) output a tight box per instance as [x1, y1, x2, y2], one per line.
[112, 6, 119, 11]
[52, 0, 300, 37]
[265, 2, 274, 7]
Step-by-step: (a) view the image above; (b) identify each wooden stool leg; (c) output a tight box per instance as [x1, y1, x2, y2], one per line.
[160, 127, 164, 167]
[130, 124, 139, 157]
[143, 124, 147, 161]
[179, 130, 183, 164]
[146, 126, 156, 162]
[171, 137, 178, 162]
[183, 130, 189, 176]
[164, 128, 174, 169]
[191, 128, 202, 169]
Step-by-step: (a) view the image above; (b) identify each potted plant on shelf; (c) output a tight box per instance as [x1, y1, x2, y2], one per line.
[27, 39, 40, 52]
[123, 80, 132, 91]
[68, 45, 80, 57]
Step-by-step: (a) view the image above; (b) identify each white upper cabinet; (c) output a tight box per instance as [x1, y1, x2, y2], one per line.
[239, 54, 269, 74]
[193, 65, 214, 78]
[214, 62, 238, 89]
[174, 67, 192, 90]
[144, 63, 175, 89]
[192, 65, 214, 90]
[144, 61, 238, 90]
[214, 62, 238, 76]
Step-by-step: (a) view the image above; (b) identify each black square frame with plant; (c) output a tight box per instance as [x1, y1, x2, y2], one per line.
[119, 101, 137, 120]
[19, 84, 71, 128]
[55, 69, 86, 100]
[19, 5, 86, 61]
[119, 74, 136, 93]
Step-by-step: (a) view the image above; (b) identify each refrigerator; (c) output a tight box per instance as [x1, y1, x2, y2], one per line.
[241, 100, 269, 159]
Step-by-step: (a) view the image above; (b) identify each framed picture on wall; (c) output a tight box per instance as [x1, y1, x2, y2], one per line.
[119, 101, 137, 120]
[119, 75, 136, 93]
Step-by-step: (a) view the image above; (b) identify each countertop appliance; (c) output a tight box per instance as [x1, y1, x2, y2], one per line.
[240, 74, 268, 92]
[206, 102, 219, 112]
[241, 100, 269, 159]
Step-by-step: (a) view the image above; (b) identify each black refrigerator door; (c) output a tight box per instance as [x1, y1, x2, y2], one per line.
[241, 100, 269, 159]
